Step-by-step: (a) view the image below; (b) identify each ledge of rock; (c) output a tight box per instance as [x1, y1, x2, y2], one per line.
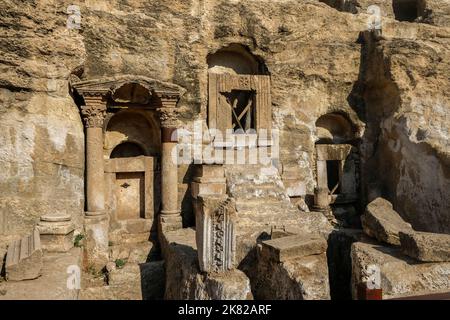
[399, 231, 450, 262]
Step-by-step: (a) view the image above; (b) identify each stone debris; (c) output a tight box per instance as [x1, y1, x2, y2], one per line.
[399, 231, 450, 262]
[5, 230, 43, 281]
[360, 198, 414, 245]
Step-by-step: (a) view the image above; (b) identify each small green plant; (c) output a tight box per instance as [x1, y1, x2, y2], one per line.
[115, 258, 126, 269]
[87, 265, 103, 278]
[74, 234, 84, 247]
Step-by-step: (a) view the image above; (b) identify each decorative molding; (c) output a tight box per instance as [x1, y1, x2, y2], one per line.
[196, 195, 236, 273]
[71, 75, 185, 104]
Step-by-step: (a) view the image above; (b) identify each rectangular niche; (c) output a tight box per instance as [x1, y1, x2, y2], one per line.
[115, 172, 145, 220]
[208, 73, 272, 146]
[104, 156, 158, 222]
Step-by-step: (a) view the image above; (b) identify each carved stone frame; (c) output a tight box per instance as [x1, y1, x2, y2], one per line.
[208, 73, 272, 146]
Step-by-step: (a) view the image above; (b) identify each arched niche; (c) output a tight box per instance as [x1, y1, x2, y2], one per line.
[314, 112, 360, 216]
[207, 44, 267, 75]
[104, 110, 160, 159]
[207, 44, 271, 145]
[315, 112, 355, 144]
[110, 141, 146, 158]
[111, 83, 152, 104]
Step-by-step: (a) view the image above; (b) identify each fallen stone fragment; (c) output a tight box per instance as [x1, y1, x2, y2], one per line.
[360, 198, 413, 245]
[5, 229, 43, 281]
[399, 231, 450, 262]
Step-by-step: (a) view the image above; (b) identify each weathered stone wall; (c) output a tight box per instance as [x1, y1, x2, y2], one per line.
[1, 0, 449, 242]
[0, 1, 86, 241]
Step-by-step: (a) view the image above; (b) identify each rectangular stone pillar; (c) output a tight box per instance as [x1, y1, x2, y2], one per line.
[195, 195, 236, 273]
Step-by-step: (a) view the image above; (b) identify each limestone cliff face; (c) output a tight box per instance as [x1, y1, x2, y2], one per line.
[362, 21, 450, 233]
[0, 0, 449, 239]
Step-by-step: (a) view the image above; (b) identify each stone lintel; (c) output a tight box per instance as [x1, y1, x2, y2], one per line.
[104, 156, 155, 173]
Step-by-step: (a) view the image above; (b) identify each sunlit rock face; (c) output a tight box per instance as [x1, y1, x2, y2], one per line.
[0, 0, 449, 300]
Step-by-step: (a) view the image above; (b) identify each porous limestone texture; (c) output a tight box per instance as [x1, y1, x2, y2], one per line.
[161, 227, 252, 300]
[399, 231, 450, 262]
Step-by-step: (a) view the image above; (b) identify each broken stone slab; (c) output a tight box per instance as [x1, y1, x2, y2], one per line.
[261, 234, 327, 263]
[351, 241, 450, 299]
[5, 229, 43, 281]
[399, 231, 450, 262]
[360, 197, 414, 245]
[37, 213, 75, 253]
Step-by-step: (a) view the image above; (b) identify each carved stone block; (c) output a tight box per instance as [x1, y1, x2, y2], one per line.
[195, 195, 236, 273]
[37, 213, 75, 253]
[6, 229, 43, 281]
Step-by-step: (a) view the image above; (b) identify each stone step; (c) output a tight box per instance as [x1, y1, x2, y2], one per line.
[229, 185, 288, 201]
[235, 198, 293, 212]
[5, 229, 43, 281]
[261, 234, 327, 262]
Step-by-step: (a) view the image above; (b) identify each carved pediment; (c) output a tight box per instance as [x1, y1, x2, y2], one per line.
[70, 75, 186, 104]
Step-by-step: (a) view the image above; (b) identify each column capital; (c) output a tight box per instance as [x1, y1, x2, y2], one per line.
[158, 107, 179, 129]
[81, 96, 107, 128]
[154, 91, 180, 108]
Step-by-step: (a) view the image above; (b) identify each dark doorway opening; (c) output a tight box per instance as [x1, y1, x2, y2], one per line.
[393, 0, 419, 22]
[327, 160, 341, 194]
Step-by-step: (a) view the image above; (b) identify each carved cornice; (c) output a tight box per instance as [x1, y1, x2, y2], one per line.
[71, 75, 185, 105]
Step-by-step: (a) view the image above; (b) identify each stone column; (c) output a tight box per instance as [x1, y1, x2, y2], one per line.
[158, 103, 182, 232]
[80, 95, 109, 270]
[81, 96, 106, 215]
